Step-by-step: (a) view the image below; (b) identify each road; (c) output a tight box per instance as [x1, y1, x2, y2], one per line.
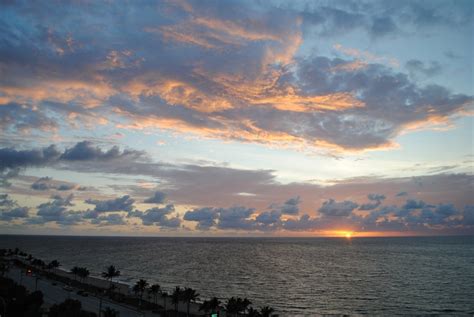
[6, 267, 156, 317]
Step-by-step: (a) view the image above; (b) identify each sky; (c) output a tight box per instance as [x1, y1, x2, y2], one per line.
[0, 0, 473, 237]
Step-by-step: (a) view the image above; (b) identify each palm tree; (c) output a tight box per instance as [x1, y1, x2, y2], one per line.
[101, 265, 121, 290]
[78, 267, 90, 283]
[171, 286, 183, 314]
[225, 297, 252, 317]
[47, 259, 60, 272]
[209, 297, 221, 315]
[199, 297, 221, 314]
[182, 287, 199, 317]
[149, 284, 161, 305]
[162, 291, 168, 314]
[248, 307, 261, 317]
[70, 266, 80, 281]
[260, 306, 275, 317]
[133, 279, 149, 310]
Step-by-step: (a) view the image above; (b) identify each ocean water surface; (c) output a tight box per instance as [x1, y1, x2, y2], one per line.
[1, 235, 473, 315]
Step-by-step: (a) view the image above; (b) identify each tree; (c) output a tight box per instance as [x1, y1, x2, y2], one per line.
[171, 286, 183, 313]
[47, 260, 60, 272]
[225, 297, 252, 317]
[101, 265, 121, 290]
[182, 287, 199, 317]
[71, 266, 80, 281]
[78, 267, 90, 283]
[162, 291, 168, 313]
[133, 279, 149, 309]
[260, 306, 275, 317]
[149, 284, 161, 305]
[199, 297, 221, 314]
[248, 307, 261, 317]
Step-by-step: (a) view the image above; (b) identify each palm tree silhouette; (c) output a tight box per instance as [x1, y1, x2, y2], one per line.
[133, 279, 149, 310]
[149, 284, 161, 306]
[78, 267, 90, 283]
[161, 291, 169, 315]
[225, 297, 252, 317]
[70, 266, 80, 281]
[171, 286, 183, 314]
[182, 287, 199, 317]
[260, 306, 275, 317]
[199, 297, 221, 315]
[247, 307, 261, 317]
[101, 265, 121, 290]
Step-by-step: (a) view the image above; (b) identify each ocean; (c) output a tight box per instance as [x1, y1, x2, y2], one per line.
[1, 235, 473, 315]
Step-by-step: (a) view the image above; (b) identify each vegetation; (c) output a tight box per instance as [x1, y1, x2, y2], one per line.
[2, 247, 278, 317]
[199, 296, 221, 314]
[149, 283, 161, 305]
[48, 299, 96, 317]
[0, 276, 44, 317]
[183, 287, 199, 317]
[133, 278, 149, 309]
[101, 265, 121, 289]
[171, 286, 183, 313]
[225, 297, 252, 317]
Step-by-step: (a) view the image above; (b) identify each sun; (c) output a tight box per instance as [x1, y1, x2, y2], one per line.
[344, 232, 352, 239]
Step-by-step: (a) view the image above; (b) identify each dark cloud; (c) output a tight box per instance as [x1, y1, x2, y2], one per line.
[130, 204, 180, 228]
[91, 214, 126, 226]
[403, 199, 426, 210]
[294, 56, 472, 150]
[60, 141, 144, 162]
[0, 194, 29, 221]
[318, 199, 359, 217]
[28, 194, 82, 225]
[0, 103, 58, 134]
[359, 193, 385, 210]
[183, 207, 218, 230]
[462, 205, 474, 226]
[0, 145, 61, 172]
[216, 206, 256, 230]
[396, 191, 408, 197]
[144, 191, 166, 204]
[0, 141, 145, 172]
[85, 195, 135, 213]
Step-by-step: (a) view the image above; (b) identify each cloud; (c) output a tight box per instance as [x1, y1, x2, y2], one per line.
[144, 191, 166, 204]
[396, 191, 408, 197]
[402, 199, 426, 210]
[90, 214, 127, 226]
[406, 59, 442, 78]
[183, 207, 218, 230]
[318, 199, 359, 217]
[0, 1, 470, 154]
[130, 204, 181, 228]
[0, 141, 145, 172]
[0, 194, 29, 221]
[28, 194, 82, 225]
[85, 195, 135, 213]
[0, 145, 61, 172]
[359, 193, 386, 210]
[216, 206, 256, 230]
